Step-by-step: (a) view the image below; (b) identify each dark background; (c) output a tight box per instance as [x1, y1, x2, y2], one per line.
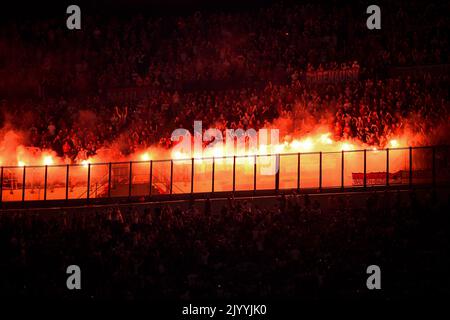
[4, 0, 279, 19]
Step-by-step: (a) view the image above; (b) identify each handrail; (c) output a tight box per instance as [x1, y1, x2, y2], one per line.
[1, 145, 448, 170]
[77, 170, 110, 199]
[0, 145, 448, 203]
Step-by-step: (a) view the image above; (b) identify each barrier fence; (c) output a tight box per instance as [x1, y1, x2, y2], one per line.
[0, 146, 449, 203]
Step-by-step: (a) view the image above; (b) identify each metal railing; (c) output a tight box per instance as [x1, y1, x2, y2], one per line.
[0, 145, 448, 203]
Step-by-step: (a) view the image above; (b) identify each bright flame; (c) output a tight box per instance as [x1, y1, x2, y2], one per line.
[18, 161, 26, 167]
[341, 143, 353, 151]
[193, 152, 203, 163]
[290, 140, 301, 150]
[81, 159, 91, 167]
[319, 133, 333, 145]
[259, 144, 268, 154]
[213, 147, 224, 158]
[140, 152, 151, 161]
[390, 139, 399, 148]
[274, 144, 285, 153]
[172, 151, 184, 160]
[43, 155, 54, 166]
[299, 138, 314, 152]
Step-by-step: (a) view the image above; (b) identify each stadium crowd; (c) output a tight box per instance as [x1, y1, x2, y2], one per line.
[1, 74, 448, 159]
[0, 0, 449, 301]
[1, 1, 447, 95]
[1, 189, 449, 299]
[0, 1, 448, 160]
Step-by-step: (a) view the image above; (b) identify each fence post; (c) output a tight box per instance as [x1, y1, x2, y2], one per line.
[191, 158, 194, 194]
[363, 149, 367, 188]
[319, 152, 322, 191]
[232, 156, 236, 194]
[128, 161, 133, 197]
[253, 155, 257, 194]
[44, 165, 48, 201]
[275, 154, 280, 192]
[108, 162, 112, 198]
[86, 163, 91, 201]
[170, 160, 173, 195]
[297, 153, 300, 190]
[409, 146, 413, 187]
[22, 166, 26, 202]
[341, 150, 344, 189]
[0, 167, 3, 203]
[65, 164, 69, 200]
[149, 160, 153, 196]
[212, 157, 215, 193]
[386, 148, 390, 186]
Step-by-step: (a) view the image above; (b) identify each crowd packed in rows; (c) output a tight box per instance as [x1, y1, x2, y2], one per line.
[0, 0, 448, 161]
[1, 190, 448, 299]
[0, 0, 449, 302]
[2, 74, 448, 160]
[1, 1, 447, 97]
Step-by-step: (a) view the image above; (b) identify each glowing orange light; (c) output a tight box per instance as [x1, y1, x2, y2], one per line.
[290, 140, 301, 150]
[274, 144, 285, 153]
[246, 155, 255, 165]
[140, 152, 151, 161]
[213, 147, 224, 158]
[298, 138, 314, 152]
[390, 139, 399, 148]
[319, 133, 333, 145]
[193, 152, 203, 163]
[258, 144, 268, 155]
[341, 143, 353, 151]
[172, 151, 184, 160]
[18, 161, 26, 167]
[43, 155, 54, 166]
[81, 160, 91, 167]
